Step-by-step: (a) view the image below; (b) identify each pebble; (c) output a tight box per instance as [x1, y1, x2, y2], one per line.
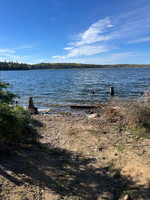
[123, 194, 129, 200]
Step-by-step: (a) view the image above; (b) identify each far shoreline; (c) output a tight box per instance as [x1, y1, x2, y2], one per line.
[0, 61, 150, 71]
[1, 66, 150, 72]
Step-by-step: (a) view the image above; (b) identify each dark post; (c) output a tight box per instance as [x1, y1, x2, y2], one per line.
[110, 86, 114, 96]
[28, 96, 38, 114]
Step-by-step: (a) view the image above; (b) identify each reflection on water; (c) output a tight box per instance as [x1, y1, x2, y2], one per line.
[1, 68, 150, 110]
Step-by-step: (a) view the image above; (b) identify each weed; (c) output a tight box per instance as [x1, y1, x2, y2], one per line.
[130, 126, 150, 139]
[105, 128, 110, 132]
[114, 126, 119, 131]
[116, 145, 124, 152]
[104, 161, 115, 170]
[56, 176, 65, 190]
[67, 128, 79, 136]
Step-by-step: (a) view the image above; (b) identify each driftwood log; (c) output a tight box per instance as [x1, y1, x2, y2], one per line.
[70, 105, 98, 109]
[28, 96, 38, 114]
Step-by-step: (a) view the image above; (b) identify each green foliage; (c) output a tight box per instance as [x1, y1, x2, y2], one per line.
[0, 77, 37, 144]
[130, 126, 150, 139]
[0, 61, 31, 70]
[0, 80, 16, 103]
[0, 104, 33, 143]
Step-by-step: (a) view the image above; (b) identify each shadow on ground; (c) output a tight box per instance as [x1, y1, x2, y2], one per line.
[0, 145, 150, 200]
[0, 117, 150, 200]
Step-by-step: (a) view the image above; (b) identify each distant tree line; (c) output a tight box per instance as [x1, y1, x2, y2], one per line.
[0, 61, 150, 70]
[0, 61, 31, 70]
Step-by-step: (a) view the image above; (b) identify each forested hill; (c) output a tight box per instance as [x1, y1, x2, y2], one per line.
[0, 61, 150, 70]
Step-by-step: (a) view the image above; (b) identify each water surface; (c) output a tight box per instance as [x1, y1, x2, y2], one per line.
[1, 68, 150, 111]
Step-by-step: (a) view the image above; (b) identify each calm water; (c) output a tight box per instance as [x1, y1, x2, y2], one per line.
[1, 68, 150, 111]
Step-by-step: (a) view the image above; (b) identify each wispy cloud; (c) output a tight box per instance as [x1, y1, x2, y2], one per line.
[15, 45, 33, 50]
[0, 53, 30, 63]
[52, 45, 114, 59]
[52, 5, 150, 63]
[72, 17, 113, 47]
[0, 45, 33, 54]
[128, 36, 150, 44]
[0, 49, 15, 54]
[52, 52, 136, 64]
[52, 17, 114, 59]
[0, 45, 34, 63]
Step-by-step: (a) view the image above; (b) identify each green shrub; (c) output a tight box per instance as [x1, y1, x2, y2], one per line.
[0, 104, 35, 143]
[0, 77, 37, 144]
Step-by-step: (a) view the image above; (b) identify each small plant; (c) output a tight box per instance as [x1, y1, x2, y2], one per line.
[114, 126, 119, 131]
[104, 161, 115, 170]
[116, 145, 124, 152]
[130, 126, 150, 139]
[67, 128, 79, 136]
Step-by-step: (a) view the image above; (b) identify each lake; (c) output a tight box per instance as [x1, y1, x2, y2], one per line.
[1, 68, 150, 112]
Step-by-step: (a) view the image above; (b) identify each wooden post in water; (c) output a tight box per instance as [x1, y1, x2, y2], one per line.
[110, 86, 114, 96]
[28, 96, 38, 114]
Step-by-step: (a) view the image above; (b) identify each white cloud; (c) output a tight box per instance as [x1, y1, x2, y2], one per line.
[52, 17, 114, 59]
[63, 47, 74, 50]
[0, 49, 15, 53]
[111, 5, 150, 41]
[0, 45, 34, 63]
[51, 5, 150, 63]
[15, 45, 33, 50]
[51, 55, 60, 59]
[0, 45, 33, 55]
[52, 52, 136, 64]
[65, 45, 112, 58]
[52, 45, 114, 59]
[128, 36, 150, 44]
[74, 17, 113, 46]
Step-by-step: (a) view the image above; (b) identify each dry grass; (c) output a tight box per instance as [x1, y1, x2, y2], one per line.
[111, 90, 150, 130]
[126, 91, 150, 129]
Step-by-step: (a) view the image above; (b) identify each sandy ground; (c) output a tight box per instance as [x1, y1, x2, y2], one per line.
[0, 107, 150, 200]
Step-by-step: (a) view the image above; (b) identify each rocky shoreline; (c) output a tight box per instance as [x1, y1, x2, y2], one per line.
[0, 105, 150, 200]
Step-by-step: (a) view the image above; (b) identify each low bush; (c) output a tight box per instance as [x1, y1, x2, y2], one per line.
[0, 78, 38, 145]
[0, 104, 37, 143]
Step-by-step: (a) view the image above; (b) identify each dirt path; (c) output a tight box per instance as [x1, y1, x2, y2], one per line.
[0, 112, 150, 199]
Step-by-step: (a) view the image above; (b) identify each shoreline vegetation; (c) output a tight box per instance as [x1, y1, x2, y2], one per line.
[0, 61, 150, 70]
[0, 75, 150, 199]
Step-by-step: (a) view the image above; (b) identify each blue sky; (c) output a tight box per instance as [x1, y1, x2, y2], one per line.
[0, 0, 150, 64]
